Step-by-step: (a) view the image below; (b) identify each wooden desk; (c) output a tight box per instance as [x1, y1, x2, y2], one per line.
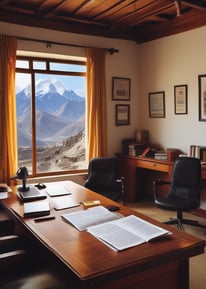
[1, 181, 205, 289]
[117, 154, 174, 202]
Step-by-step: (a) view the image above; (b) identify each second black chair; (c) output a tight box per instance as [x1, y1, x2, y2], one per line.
[153, 156, 206, 230]
[85, 157, 125, 203]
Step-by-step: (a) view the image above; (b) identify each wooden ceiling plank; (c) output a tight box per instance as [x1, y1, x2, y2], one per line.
[84, 0, 130, 20]
[106, 0, 173, 20]
[74, 0, 135, 18]
[92, 0, 153, 20]
[39, 0, 68, 18]
[69, 0, 97, 15]
[108, 0, 174, 32]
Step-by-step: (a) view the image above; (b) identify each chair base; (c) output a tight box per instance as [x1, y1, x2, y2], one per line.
[164, 218, 206, 231]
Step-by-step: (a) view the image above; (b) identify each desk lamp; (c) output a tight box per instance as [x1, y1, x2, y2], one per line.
[11, 167, 29, 192]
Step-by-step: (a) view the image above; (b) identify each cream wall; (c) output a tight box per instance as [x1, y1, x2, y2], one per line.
[138, 26, 206, 154]
[1, 22, 206, 159]
[0, 22, 139, 159]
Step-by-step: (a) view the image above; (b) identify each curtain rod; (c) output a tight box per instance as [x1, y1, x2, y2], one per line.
[16, 36, 119, 55]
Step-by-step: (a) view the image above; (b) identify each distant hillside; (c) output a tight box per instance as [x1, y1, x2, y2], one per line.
[18, 131, 86, 172]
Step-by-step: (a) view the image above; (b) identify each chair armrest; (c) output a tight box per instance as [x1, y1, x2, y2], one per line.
[153, 180, 171, 186]
[116, 177, 126, 204]
[116, 176, 125, 183]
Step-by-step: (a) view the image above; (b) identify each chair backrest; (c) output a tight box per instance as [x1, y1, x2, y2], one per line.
[85, 157, 119, 191]
[170, 156, 201, 200]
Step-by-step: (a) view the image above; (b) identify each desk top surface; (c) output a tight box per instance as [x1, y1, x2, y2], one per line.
[1, 181, 205, 282]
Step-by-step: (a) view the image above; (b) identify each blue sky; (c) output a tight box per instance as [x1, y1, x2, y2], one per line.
[16, 60, 86, 97]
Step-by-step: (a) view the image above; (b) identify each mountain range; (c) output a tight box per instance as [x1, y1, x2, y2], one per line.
[16, 78, 85, 147]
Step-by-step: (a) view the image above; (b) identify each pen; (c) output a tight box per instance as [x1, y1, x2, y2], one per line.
[34, 216, 55, 222]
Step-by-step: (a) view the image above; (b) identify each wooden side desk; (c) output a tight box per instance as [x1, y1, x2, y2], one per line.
[117, 154, 174, 202]
[117, 154, 206, 211]
[0, 181, 205, 289]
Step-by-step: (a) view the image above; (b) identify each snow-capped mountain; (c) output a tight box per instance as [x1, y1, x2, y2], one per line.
[35, 78, 66, 96]
[16, 78, 85, 147]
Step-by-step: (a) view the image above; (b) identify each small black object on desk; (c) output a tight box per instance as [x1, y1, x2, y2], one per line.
[106, 205, 120, 212]
[34, 216, 55, 222]
[35, 183, 46, 190]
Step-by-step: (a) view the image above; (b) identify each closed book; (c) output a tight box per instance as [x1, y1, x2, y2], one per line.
[23, 201, 50, 217]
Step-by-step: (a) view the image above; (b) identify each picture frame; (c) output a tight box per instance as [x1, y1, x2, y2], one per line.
[112, 77, 130, 100]
[174, 84, 188, 114]
[198, 74, 206, 121]
[115, 104, 130, 126]
[149, 91, 165, 118]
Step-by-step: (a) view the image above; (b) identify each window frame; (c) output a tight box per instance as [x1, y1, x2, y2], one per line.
[16, 55, 87, 178]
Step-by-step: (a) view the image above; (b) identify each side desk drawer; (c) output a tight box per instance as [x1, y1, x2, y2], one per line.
[137, 160, 170, 172]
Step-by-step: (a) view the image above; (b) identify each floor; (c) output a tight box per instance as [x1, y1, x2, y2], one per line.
[127, 200, 206, 289]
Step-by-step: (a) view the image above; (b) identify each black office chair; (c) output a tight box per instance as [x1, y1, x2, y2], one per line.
[85, 157, 125, 204]
[153, 156, 206, 231]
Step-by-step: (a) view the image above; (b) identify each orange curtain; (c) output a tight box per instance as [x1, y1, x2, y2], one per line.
[86, 48, 107, 162]
[0, 35, 17, 184]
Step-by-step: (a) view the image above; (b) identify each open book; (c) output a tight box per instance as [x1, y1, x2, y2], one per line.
[87, 214, 171, 251]
[62, 206, 171, 251]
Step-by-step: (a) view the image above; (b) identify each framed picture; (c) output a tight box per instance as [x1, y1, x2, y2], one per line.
[174, 84, 188, 114]
[198, 74, 206, 121]
[112, 77, 130, 100]
[115, 104, 130, 126]
[149, 91, 165, 118]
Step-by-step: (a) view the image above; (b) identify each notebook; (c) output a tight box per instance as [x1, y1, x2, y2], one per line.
[45, 184, 71, 197]
[52, 196, 80, 210]
[23, 200, 50, 217]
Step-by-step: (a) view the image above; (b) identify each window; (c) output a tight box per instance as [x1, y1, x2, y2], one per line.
[16, 56, 86, 177]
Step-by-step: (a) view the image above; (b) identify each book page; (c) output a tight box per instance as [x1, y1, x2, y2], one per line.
[61, 206, 121, 231]
[87, 222, 146, 251]
[114, 215, 170, 241]
[87, 215, 170, 251]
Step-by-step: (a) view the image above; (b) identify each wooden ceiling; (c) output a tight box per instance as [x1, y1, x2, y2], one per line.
[0, 0, 206, 43]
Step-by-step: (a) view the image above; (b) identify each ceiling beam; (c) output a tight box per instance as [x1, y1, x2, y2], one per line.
[181, 0, 206, 12]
